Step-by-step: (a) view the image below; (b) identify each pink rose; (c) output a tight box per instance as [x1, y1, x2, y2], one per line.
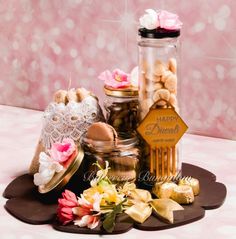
[139, 9, 182, 30]
[57, 190, 78, 225]
[98, 69, 130, 89]
[49, 138, 76, 163]
[158, 10, 182, 30]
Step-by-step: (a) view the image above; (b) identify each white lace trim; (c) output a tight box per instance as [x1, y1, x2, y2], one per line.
[41, 96, 104, 149]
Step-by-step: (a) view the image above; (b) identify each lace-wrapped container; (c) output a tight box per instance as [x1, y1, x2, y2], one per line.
[41, 96, 104, 149]
[82, 134, 140, 185]
[29, 95, 105, 174]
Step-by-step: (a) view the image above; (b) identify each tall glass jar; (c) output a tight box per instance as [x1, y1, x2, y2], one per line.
[104, 86, 140, 135]
[138, 28, 182, 180]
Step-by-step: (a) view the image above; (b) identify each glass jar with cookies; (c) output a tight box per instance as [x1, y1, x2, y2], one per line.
[138, 31, 180, 118]
[98, 68, 140, 135]
[104, 86, 139, 135]
[137, 9, 184, 181]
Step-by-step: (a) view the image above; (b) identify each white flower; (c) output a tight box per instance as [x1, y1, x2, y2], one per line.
[139, 9, 159, 30]
[33, 152, 63, 186]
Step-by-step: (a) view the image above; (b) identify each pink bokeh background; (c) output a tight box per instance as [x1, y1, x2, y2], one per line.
[0, 0, 235, 140]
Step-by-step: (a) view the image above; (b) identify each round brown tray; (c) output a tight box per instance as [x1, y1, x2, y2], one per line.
[3, 163, 226, 234]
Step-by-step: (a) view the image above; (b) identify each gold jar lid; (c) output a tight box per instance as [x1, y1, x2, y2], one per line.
[104, 85, 138, 98]
[38, 144, 84, 194]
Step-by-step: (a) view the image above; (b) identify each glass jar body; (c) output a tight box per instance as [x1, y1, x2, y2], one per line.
[104, 95, 140, 135]
[138, 36, 181, 179]
[82, 135, 140, 184]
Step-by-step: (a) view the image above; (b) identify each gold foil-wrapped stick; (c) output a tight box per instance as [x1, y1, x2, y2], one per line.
[153, 181, 178, 199]
[171, 185, 194, 204]
[151, 198, 184, 223]
[178, 177, 200, 196]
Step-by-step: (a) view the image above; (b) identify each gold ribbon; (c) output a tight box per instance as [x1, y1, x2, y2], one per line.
[125, 188, 184, 224]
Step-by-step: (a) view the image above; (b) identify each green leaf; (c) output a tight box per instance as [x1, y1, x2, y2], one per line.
[102, 200, 125, 233]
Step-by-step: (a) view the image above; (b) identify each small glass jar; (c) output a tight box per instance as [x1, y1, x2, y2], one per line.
[104, 86, 140, 135]
[82, 133, 140, 184]
[138, 27, 182, 179]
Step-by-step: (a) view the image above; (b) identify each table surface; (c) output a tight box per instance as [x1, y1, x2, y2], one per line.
[0, 105, 236, 239]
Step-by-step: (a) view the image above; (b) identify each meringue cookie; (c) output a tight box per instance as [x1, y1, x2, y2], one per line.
[146, 82, 163, 92]
[168, 58, 177, 74]
[145, 70, 161, 82]
[67, 89, 78, 102]
[53, 90, 68, 104]
[153, 89, 170, 103]
[169, 93, 178, 108]
[154, 60, 166, 76]
[164, 73, 177, 93]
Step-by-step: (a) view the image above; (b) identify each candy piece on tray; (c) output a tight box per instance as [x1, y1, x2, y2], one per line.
[178, 177, 200, 196]
[153, 181, 178, 199]
[29, 88, 105, 175]
[171, 185, 194, 204]
[151, 198, 184, 223]
[86, 122, 118, 142]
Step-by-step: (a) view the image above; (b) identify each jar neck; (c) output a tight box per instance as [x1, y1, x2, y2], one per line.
[138, 36, 179, 47]
[104, 86, 138, 98]
[82, 133, 138, 153]
[105, 94, 138, 102]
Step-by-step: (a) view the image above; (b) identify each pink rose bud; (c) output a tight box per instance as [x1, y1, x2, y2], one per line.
[49, 138, 76, 163]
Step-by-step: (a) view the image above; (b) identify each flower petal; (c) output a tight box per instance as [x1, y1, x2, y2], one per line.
[72, 206, 90, 217]
[88, 216, 100, 229]
[74, 215, 93, 227]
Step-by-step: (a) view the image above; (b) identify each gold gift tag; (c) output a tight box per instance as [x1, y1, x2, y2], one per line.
[137, 107, 188, 148]
[137, 101, 188, 178]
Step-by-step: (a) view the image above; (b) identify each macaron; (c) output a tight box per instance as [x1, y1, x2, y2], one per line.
[110, 156, 138, 169]
[86, 122, 118, 142]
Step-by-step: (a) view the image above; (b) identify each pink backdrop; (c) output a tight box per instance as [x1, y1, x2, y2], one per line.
[0, 0, 235, 140]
